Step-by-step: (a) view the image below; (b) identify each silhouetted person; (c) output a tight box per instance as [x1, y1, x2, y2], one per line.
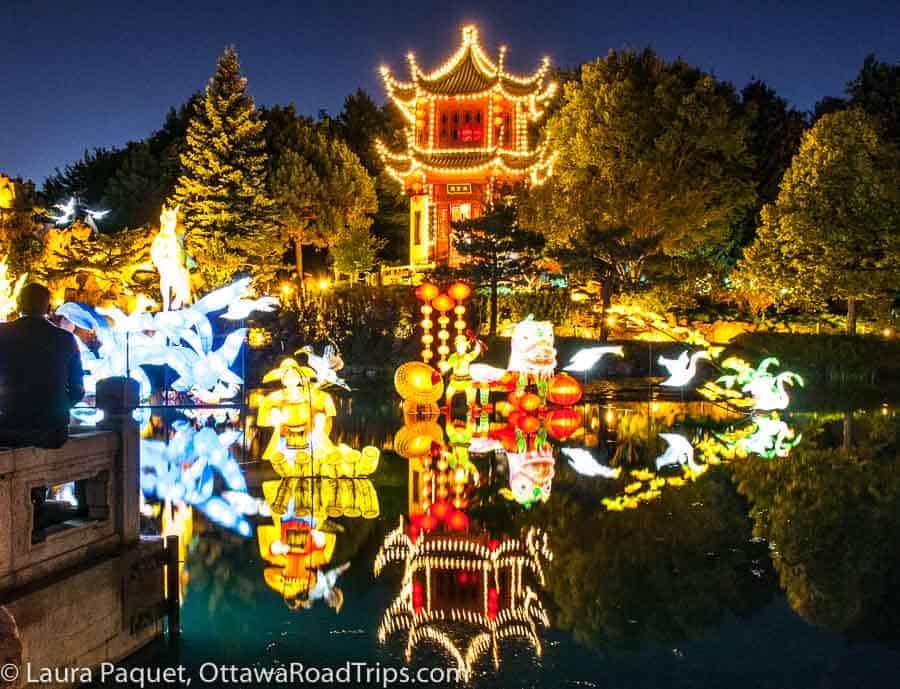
[0, 283, 84, 449]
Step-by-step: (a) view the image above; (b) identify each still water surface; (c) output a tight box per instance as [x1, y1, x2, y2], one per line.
[136, 385, 900, 689]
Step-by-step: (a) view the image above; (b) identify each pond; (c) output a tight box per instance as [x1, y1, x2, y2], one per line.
[122, 377, 900, 689]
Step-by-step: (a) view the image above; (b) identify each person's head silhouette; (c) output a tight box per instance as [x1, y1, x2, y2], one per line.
[17, 283, 51, 317]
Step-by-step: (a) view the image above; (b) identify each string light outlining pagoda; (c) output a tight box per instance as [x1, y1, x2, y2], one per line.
[377, 25, 558, 267]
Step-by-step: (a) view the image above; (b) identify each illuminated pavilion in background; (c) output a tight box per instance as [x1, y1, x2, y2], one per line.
[378, 25, 558, 267]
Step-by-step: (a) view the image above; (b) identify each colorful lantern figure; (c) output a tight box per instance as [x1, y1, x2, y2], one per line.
[258, 358, 379, 478]
[60, 276, 277, 427]
[257, 504, 347, 611]
[140, 422, 252, 536]
[717, 357, 804, 411]
[395, 361, 444, 408]
[506, 443, 555, 506]
[151, 205, 193, 311]
[445, 330, 485, 408]
[507, 317, 557, 383]
[263, 478, 379, 528]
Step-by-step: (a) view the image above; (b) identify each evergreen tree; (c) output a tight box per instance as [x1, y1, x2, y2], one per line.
[452, 192, 545, 336]
[170, 47, 278, 288]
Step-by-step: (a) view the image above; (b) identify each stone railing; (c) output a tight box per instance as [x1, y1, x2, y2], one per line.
[0, 378, 169, 689]
[0, 379, 140, 593]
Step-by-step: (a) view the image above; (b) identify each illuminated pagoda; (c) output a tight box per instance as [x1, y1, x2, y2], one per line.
[378, 25, 558, 267]
[374, 522, 552, 680]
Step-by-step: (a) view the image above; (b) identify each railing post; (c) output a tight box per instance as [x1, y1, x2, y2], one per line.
[96, 377, 140, 544]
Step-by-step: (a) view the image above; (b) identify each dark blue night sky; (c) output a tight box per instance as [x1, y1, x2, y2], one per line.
[2, 0, 897, 183]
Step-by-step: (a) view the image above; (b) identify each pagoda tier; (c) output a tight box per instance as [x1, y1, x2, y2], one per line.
[377, 25, 558, 267]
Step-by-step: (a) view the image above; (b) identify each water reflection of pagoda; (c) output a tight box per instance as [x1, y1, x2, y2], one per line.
[375, 518, 552, 678]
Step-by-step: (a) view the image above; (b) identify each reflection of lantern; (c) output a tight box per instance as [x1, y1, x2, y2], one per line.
[394, 361, 444, 405]
[431, 500, 451, 522]
[432, 294, 454, 313]
[495, 426, 518, 453]
[547, 373, 583, 406]
[519, 392, 542, 412]
[546, 408, 582, 440]
[517, 415, 540, 434]
[447, 510, 469, 531]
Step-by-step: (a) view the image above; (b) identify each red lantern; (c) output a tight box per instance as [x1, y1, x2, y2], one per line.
[547, 373, 583, 406]
[415, 283, 440, 302]
[519, 392, 542, 412]
[421, 514, 439, 532]
[471, 125, 483, 142]
[430, 500, 451, 522]
[448, 282, 472, 301]
[546, 407, 582, 440]
[432, 294, 455, 312]
[517, 414, 541, 434]
[460, 123, 473, 142]
[507, 409, 523, 429]
[447, 510, 469, 532]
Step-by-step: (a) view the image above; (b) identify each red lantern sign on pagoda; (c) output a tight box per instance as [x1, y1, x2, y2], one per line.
[377, 25, 558, 268]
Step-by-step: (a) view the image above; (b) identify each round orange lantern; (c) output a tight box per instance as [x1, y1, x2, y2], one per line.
[547, 373, 583, 406]
[546, 408, 582, 440]
[447, 511, 469, 532]
[447, 281, 472, 301]
[421, 513, 439, 532]
[517, 414, 541, 434]
[432, 293, 455, 313]
[519, 392, 542, 412]
[416, 282, 440, 302]
[430, 500, 451, 522]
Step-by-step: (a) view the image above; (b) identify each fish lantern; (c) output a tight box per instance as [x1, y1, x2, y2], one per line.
[546, 408, 582, 440]
[547, 373, 583, 406]
[447, 510, 469, 532]
[395, 361, 444, 405]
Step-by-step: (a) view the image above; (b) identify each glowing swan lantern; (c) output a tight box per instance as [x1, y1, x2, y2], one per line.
[563, 346, 624, 373]
[658, 350, 710, 387]
[655, 432, 705, 474]
[560, 448, 621, 478]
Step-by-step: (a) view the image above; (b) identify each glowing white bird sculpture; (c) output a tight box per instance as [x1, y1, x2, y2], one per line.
[655, 432, 704, 473]
[83, 207, 109, 232]
[222, 295, 279, 321]
[51, 197, 76, 225]
[564, 346, 624, 373]
[299, 344, 350, 390]
[561, 448, 621, 478]
[658, 350, 710, 387]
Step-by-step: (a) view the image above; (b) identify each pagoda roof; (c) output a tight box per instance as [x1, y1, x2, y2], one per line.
[380, 26, 556, 107]
[377, 143, 557, 186]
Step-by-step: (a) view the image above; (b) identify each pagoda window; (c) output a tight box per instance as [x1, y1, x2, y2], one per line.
[451, 202, 472, 223]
